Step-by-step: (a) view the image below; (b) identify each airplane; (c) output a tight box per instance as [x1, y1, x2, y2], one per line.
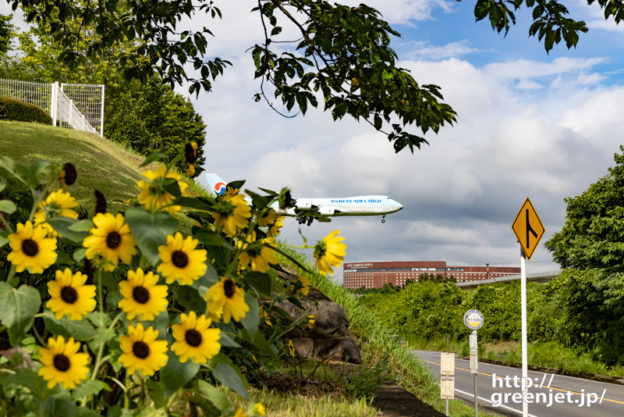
[203, 173, 403, 225]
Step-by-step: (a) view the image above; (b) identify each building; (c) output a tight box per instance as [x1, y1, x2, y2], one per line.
[343, 261, 520, 289]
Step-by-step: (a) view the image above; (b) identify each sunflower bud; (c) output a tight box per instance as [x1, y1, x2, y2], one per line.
[94, 190, 107, 214]
[59, 163, 77, 187]
[184, 141, 198, 164]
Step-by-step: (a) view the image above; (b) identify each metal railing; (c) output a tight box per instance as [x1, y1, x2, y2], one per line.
[0, 78, 105, 136]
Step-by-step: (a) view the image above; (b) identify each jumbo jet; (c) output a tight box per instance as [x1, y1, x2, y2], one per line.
[203, 173, 403, 225]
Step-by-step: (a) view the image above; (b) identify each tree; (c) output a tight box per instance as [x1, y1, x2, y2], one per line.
[10, 1, 621, 153]
[0, 14, 11, 56]
[546, 147, 624, 271]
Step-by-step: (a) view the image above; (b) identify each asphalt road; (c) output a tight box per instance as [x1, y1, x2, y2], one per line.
[413, 350, 624, 417]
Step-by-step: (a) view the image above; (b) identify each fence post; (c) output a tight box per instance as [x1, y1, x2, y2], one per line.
[100, 84, 105, 136]
[50, 82, 59, 127]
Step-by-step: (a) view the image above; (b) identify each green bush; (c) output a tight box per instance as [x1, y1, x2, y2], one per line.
[0, 95, 52, 124]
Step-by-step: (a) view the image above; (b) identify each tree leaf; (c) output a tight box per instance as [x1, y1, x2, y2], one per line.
[124, 207, 178, 265]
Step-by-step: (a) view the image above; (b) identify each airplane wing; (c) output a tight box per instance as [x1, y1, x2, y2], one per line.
[293, 203, 337, 225]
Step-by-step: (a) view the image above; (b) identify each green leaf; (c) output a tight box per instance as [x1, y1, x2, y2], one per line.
[173, 285, 206, 314]
[146, 380, 167, 408]
[0, 283, 42, 346]
[26, 159, 51, 188]
[172, 196, 215, 211]
[0, 178, 6, 192]
[140, 152, 167, 167]
[160, 350, 200, 399]
[68, 219, 94, 232]
[244, 272, 272, 297]
[73, 248, 86, 263]
[76, 407, 104, 417]
[240, 292, 259, 336]
[196, 380, 230, 412]
[209, 353, 248, 398]
[72, 380, 111, 400]
[0, 199, 17, 214]
[107, 406, 133, 417]
[193, 229, 231, 250]
[192, 262, 220, 293]
[47, 216, 89, 243]
[124, 207, 178, 265]
[0, 229, 9, 248]
[218, 330, 241, 348]
[43, 313, 97, 342]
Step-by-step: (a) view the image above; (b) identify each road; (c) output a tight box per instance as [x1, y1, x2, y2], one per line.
[413, 350, 624, 417]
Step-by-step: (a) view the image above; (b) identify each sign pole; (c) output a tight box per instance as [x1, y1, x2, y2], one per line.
[520, 247, 528, 417]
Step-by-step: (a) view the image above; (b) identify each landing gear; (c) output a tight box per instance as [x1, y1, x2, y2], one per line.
[381, 215, 386, 224]
[297, 216, 314, 226]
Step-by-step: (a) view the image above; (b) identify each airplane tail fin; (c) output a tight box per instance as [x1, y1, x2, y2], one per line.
[204, 173, 227, 196]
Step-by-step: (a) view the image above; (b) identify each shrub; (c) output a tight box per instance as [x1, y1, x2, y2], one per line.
[0, 95, 52, 124]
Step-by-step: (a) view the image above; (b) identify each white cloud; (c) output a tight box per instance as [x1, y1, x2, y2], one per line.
[483, 57, 607, 81]
[337, 0, 454, 25]
[402, 40, 479, 60]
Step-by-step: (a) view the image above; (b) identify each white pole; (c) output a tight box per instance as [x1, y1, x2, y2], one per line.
[520, 248, 528, 417]
[99, 84, 105, 136]
[50, 82, 58, 126]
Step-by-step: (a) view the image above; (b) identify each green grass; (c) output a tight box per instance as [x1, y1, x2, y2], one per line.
[229, 389, 377, 417]
[0, 121, 147, 209]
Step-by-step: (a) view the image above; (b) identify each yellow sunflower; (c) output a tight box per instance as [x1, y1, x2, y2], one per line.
[7, 221, 57, 274]
[171, 311, 221, 364]
[34, 189, 79, 237]
[204, 277, 249, 324]
[83, 213, 137, 272]
[307, 315, 315, 329]
[238, 235, 277, 273]
[257, 208, 278, 227]
[157, 232, 207, 285]
[288, 339, 295, 357]
[253, 403, 266, 416]
[58, 162, 77, 188]
[119, 323, 168, 376]
[38, 335, 89, 389]
[46, 268, 96, 320]
[211, 191, 251, 237]
[313, 230, 346, 275]
[137, 165, 189, 215]
[296, 275, 310, 296]
[118, 269, 168, 320]
[266, 216, 284, 237]
[234, 408, 247, 417]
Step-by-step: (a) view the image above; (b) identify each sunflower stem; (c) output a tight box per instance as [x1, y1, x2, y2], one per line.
[5, 265, 16, 284]
[91, 269, 106, 381]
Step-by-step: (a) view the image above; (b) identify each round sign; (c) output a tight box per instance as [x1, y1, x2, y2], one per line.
[463, 309, 484, 330]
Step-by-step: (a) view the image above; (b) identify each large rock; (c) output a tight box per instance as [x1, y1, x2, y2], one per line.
[275, 271, 362, 364]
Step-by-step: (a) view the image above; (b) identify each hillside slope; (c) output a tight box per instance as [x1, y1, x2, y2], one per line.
[0, 121, 148, 209]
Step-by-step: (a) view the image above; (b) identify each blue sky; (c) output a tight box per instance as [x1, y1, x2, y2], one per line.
[4, 0, 624, 282]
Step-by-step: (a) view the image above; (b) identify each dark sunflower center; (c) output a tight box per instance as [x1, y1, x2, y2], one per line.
[185, 329, 203, 347]
[21, 239, 39, 257]
[132, 286, 150, 304]
[60, 286, 78, 304]
[171, 250, 189, 268]
[132, 341, 150, 359]
[224, 279, 236, 298]
[106, 231, 122, 249]
[53, 354, 71, 372]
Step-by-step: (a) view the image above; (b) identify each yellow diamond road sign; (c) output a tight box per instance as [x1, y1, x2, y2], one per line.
[512, 197, 545, 260]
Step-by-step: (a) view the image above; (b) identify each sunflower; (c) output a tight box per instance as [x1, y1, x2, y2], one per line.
[253, 403, 266, 416]
[137, 165, 189, 215]
[238, 235, 277, 273]
[266, 216, 284, 237]
[313, 230, 346, 275]
[306, 315, 315, 329]
[34, 189, 79, 237]
[211, 190, 251, 236]
[58, 162, 77, 188]
[46, 268, 96, 320]
[7, 221, 57, 274]
[257, 208, 278, 227]
[119, 323, 168, 376]
[171, 311, 221, 364]
[157, 232, 207, 285]
[287, 339, 295, 357]
[204, 277, 249, 324]
[83, 213, 137, 272]
[118, 269, 168, 320]
[233, 408, 247, 417]
[38, 335, 89, 389]
[296, 275, 310, 296]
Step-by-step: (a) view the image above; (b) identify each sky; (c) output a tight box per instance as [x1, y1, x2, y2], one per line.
[4, 1, 624, 283]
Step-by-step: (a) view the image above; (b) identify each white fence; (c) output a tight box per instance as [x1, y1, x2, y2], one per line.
[0, 78, 105, 136]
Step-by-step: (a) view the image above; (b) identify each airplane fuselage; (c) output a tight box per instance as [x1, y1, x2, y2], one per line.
[273, 195, 403, 217]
